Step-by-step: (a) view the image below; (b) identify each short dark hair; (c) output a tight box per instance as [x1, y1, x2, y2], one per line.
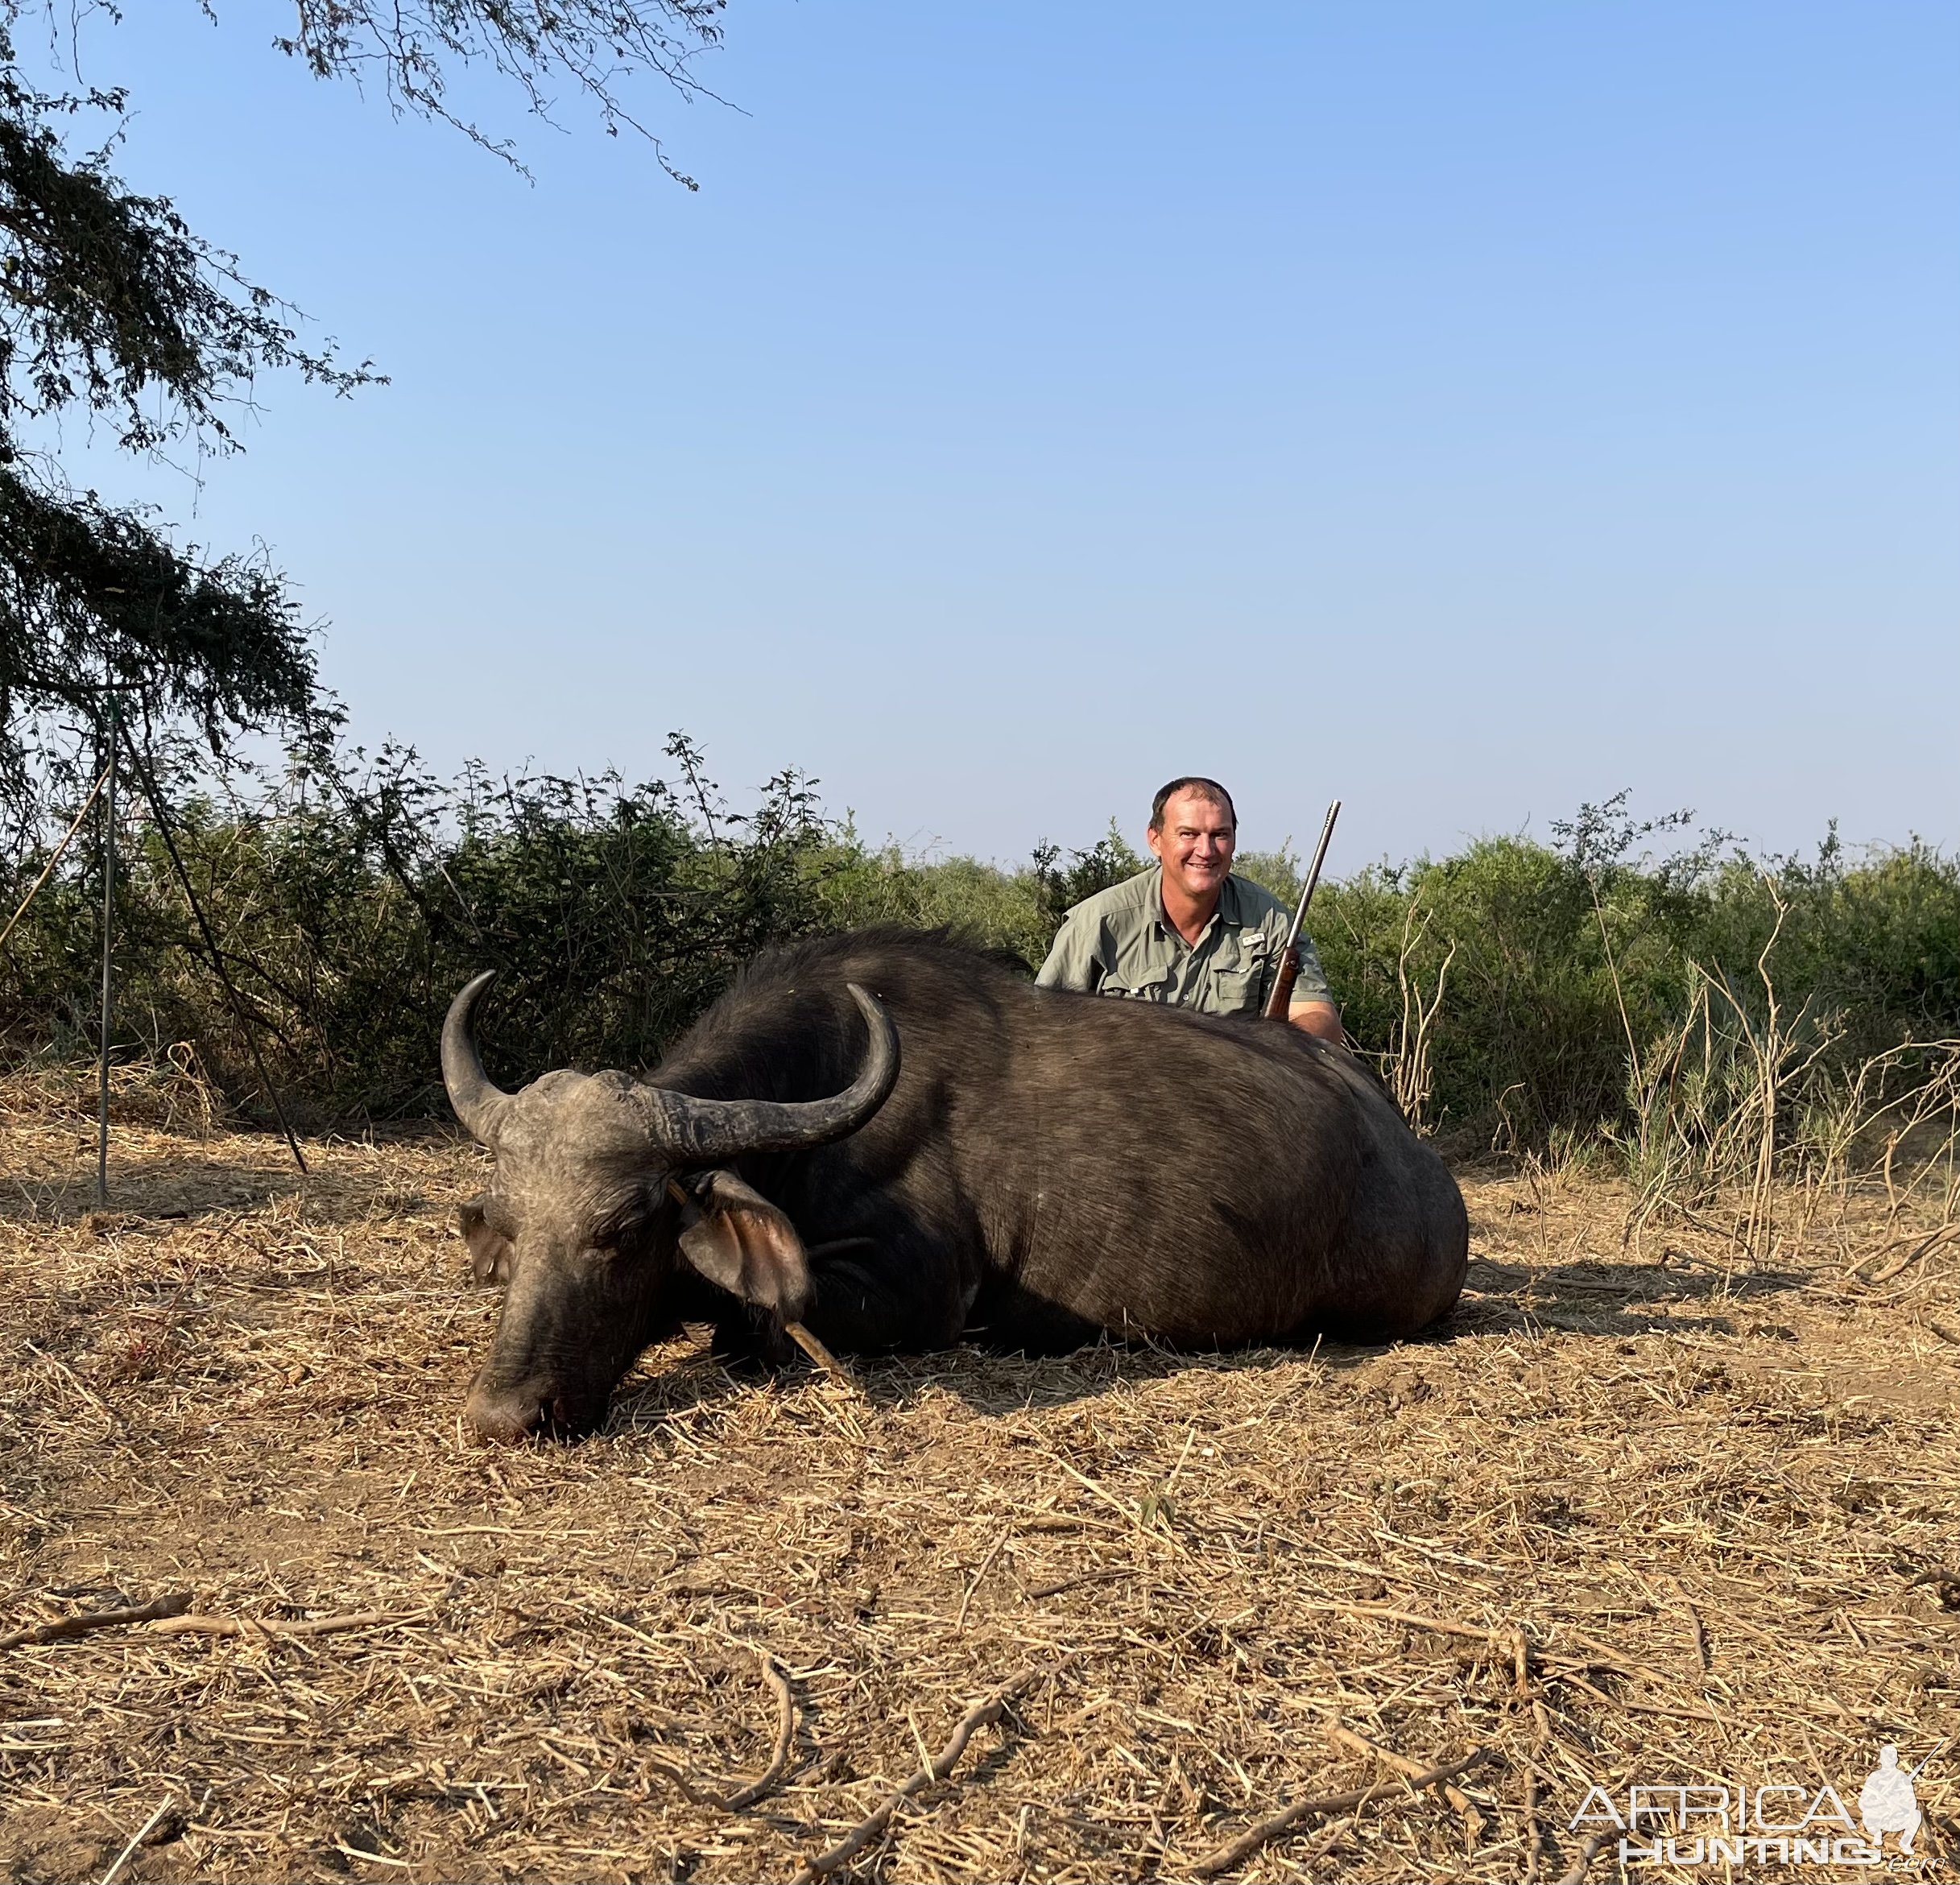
[1150, 776, 1236, 833]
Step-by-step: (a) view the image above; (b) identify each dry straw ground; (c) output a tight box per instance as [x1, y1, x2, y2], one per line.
[2, 1070, 1957, 1883]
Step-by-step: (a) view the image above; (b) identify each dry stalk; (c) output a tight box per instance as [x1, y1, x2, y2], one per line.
[97, 1793, 175, 1885]
[1586, 869, 1648, 1111]
[1296, 1597, 1519, 1647]
[1386, 900, 1455, 1135]
[955, 1528, 1011, 1631]
[1735, 883, 1793, 1257]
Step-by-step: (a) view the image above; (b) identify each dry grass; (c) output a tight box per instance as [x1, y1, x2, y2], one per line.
[2, 1086, 1958, 1883]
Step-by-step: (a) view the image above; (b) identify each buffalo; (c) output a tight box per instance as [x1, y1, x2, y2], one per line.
[442, 928, 1467, 1442]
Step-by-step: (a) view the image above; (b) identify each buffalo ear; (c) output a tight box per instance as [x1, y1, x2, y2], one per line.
[458, 1197, 514, 1285]
[676, 1170, 811, 1321]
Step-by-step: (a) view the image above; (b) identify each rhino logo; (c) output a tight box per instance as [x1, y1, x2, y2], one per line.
[1858, 1746, 1923, 1856]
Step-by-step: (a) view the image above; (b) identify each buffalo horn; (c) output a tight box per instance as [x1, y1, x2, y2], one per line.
[629, 982, 899, 1161]
[441, 971, 515, 1145]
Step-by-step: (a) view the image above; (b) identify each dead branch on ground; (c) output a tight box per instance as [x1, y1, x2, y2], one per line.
[1189, 1747, 1491, 1879]
[791, 1666, 1037, 1882]
[0, 1592, 190, 1651]
[721, 1650, 796, 1810]
[150, 1608, 426, 1640]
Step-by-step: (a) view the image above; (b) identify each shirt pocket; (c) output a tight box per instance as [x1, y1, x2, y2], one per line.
[1212, 938, 1268, 1015]
[1098, 968, 1172, 1003]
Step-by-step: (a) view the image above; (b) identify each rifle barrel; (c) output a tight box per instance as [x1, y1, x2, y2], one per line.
[1285, 800, 1342, 949]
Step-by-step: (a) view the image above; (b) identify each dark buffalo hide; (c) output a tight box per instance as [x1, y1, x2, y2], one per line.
[444, 928, 1467, 1441]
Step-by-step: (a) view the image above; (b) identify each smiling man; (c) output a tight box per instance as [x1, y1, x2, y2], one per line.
[1035, 776, 1342, 1042]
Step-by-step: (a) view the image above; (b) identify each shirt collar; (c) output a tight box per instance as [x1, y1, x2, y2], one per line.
[1151, 866, 1241, 945]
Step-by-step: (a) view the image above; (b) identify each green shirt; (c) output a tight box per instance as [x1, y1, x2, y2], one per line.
[1035, 866, 1334, 1018]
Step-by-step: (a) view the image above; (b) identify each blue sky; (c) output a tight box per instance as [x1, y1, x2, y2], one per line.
[31, 2, 1960, 867]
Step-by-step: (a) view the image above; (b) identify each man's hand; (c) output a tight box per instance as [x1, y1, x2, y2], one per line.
[1288, 1001, 1344, 1044]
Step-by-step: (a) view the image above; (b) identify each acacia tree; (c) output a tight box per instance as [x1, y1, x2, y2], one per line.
[0, 1, 727, 854]
[277, 1, 730, 183]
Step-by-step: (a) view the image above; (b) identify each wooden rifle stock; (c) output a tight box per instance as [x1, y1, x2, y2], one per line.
[1263, 949, 1301, 1020]
[1262, 800, 1341, 1022]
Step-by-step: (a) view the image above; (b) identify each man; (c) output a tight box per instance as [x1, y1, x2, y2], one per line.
[1036, 776, 1343, 1042]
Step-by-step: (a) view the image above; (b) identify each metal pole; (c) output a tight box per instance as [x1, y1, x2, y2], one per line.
[96, 697, 118, 1206]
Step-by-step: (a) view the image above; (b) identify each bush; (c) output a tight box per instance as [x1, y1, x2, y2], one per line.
[1, 740, 846, 1118]
[3, 757, 1957, 1162]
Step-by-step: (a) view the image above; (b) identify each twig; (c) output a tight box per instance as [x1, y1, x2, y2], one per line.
[1327, 1722, 1484, 1837]
[1306, 1596, 1678, 1697]
[99, 1793, 174, 1885]
[791, 1666, 1036, 1882]
[1051, 1454, 1190, 1555]
[1023, 1566, 1140, 1601]
[1558, 1827, 1618, 1884]
[149, 1608, 424, 1640]
[0, 1592, 191, 1651]
[956, 1529, 1011, 1631]
[722, 1651, 796, 1810]
[1846, 1219, 1957, 1277]
[0, 762, 113, 954]
[784, 1321, 856, 1386]
[114, 726, 308, 1174]
[1665, 1574, 1709, 1671]
[1524, 1765, 1544, 1883]
[646, 1754, 707, 1804]
[1189, 1747, 1489, 1877]
[1303, 1597, 1491, 1639]
[1866, 1222, 1960, 1285]
[21, 1341, 125, 1435]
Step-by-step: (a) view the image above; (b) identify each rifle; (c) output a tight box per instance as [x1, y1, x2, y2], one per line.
[1262, 799, 1341, 1021]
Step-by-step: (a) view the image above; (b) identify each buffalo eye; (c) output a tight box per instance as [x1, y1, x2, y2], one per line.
[589, 1188, 655, 1252]
[458, 1195, 515, 1285]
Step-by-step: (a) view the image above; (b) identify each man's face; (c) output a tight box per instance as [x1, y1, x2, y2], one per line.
[1148, 790, 1236, 905]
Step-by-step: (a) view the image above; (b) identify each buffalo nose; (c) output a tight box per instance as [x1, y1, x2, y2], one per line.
[465, 1379, 602, 1444]
[464, 1382, 552, 1445]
